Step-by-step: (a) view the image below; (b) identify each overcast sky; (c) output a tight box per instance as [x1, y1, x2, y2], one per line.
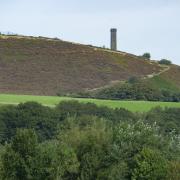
[1, 0, 180, 65]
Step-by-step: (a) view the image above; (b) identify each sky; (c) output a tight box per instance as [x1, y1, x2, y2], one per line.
[1, 0, 180, 65]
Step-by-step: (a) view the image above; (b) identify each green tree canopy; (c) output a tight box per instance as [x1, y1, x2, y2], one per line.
[142, 53, 151, 59]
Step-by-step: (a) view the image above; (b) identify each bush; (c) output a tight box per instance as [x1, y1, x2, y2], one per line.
[145, 107, 180, 135]
[128, 76, 140, 84]
[90, 80, 180, 102]
[142, 53, 151, 59]
[159, 59, 172, 65]
[0, 102, 59, 142]
[93, 82, 163, 101]
[131, 148, 168, 180]
[0, 129, 38, 179]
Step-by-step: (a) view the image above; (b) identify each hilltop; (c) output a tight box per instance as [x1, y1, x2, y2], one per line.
[0, 35, 179, 96]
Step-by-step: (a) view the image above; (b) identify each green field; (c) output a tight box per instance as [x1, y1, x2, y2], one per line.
[0, 94, 180, 112]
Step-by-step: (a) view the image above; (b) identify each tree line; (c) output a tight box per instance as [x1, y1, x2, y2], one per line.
[0, 101, 179, 179]
[73, 80, 180, 102]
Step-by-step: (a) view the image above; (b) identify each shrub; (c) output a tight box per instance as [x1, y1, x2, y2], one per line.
[142, 53, 151, 59]
[128, 76, 140, 84]
[131, 148, 168, 180]
[0, 102, 59, 142]
[0, 129, 38, 179]
[159, 59, 172, 65]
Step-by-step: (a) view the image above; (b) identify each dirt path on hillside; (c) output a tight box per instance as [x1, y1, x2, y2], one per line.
[99, 48, 171, 80]
[142, 64, 170, 79]
[88, 62, 170, 92]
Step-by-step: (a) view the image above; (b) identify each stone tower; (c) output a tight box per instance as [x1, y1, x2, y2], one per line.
[110, 28, 117, 51]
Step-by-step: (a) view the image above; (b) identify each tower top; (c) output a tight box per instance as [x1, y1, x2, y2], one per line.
[111, 28, 117, 32]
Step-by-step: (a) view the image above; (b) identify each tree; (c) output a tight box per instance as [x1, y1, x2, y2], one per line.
[111, 120, 172, 179]
[57, 116, 113, 180]
[0, 129, 38, 179]
[142, 53, 151, 59]
[34, 141, 79, 180]
[145, 107, 180, 135]
[159, 59, 172, 65]
[131, 148, 168, 180]
[0, 128, 79, 180]
[0, 102, 58, 143]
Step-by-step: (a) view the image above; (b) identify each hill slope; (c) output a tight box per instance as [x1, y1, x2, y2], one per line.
[0, 35, 178, 96]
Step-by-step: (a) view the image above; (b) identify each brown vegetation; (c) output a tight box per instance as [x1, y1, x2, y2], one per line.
[0, 35, 168, 95]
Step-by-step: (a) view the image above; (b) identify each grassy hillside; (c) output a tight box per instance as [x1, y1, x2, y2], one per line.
[158, 65, 180, 89]
[86, 66, 180, 102]
[144, 65, 180, 92]
[0, 35, 166, 95]
[0, 94, 180, 112]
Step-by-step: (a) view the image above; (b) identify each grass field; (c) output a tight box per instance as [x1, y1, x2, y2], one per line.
[0, 94, 180, 112]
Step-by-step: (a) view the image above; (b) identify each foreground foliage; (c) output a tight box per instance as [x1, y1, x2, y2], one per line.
[0, 101, 179, 179]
